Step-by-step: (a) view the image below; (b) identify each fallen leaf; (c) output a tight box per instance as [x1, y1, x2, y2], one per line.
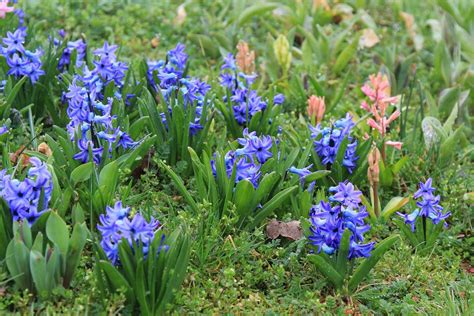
[400, 11, 424, 51]
[38, 142, 52, 157]
[174, 4, 187, 26]
[150, 36, 160, 49]
[359, 28, 380, 48]
[266, 219, 303, 241]
[312, 0, 330, 11]
[9, 146, 30, 168]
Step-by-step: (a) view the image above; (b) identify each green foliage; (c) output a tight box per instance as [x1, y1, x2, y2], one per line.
[308, 230, 400, 295]
[395, 216, 447, 256]
[161, 146, 298, 232]
[4, 212, 88, 298]
[138, 86, 213, 171]
[95, 227, 191, 315]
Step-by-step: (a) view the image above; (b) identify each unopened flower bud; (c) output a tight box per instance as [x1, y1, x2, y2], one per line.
[367, 147, 381, 185]
[273, 34, 292, 72]
[307, 95, 325, 125]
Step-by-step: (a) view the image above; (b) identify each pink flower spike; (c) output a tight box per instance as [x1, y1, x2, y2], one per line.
[386, 141, 403, 150]
[0, 0, 14, 19]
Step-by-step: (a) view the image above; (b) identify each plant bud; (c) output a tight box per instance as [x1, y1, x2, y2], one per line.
[273, 34, 292, 72]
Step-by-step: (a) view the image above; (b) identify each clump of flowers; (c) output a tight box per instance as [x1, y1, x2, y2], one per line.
[309, 113, 358, 173]
[219, 53, 284, 125]
[308, 181, 374, 259]
[146, 43, 211, 135]
[0, 157, 53, 225]
[64, 41, 135, 164]
[97, 201, 164, 265]
[397, 178, 451, 231]
[0, 28, 44, 84]
[361, 73, 401, 160]
[211, 128, 273, 187]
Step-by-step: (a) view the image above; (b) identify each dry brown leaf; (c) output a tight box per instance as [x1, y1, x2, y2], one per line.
[173, 4, 187, 26]
[359, 28, 380, 48]
[150, 36, 160, 49]
[313, 0, 330, 11]
[38, 142, 52, 157]
[266, 219, 303, 241]
[400, 11, 424, 51]
[9, 146, 30, 168]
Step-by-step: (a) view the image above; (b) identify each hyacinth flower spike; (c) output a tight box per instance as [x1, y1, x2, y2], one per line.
[307, 181, 399, 293]
[397, 178, 451, 254]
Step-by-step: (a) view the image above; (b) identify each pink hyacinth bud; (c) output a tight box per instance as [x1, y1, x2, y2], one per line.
[367, 118, 383, 134]
[386, 110, 401, 125]
[307, 95, 325, 125]
[385, 141, 403, 150]
[0, 0, 14, 19]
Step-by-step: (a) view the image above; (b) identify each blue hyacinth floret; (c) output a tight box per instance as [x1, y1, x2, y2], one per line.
[1, 27, 44, 84]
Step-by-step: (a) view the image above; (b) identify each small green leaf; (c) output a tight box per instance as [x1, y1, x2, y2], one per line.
[236, 3, 279, 26]
[70, 162, 94, 186]
[304, 170, 331, 183]
[333, 34, 361, 74]
[46, 212, 69, 255]
[234, 180, 256, 217]
[382, 197, 410, 220]
[336, 229, 351, 278]
[98, 260, 135, 303]
[348, 235, 400, 293]
[246, 186, 298, 231]
[308, 254, 344, 289]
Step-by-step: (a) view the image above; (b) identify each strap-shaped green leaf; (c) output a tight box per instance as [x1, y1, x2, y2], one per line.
[234, 180, 256, 217]
[304, 170, 331, 183]
[70, 162, 94, 186]
[64, 223, 88, 288]
[30, 250, 48, 295]
[394, 219, 420, 249]
[46, 212, 69, 256]
[98, 260, 134, 303]
[308, 254, 344, 289]
[135, 260, 150, 315]
[336, 229, 351, 278]
[245, 185, 298, 231]
[159, 160, 199, 213]
[348, 235, 400, 293]
[381, 197, 410, 220]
